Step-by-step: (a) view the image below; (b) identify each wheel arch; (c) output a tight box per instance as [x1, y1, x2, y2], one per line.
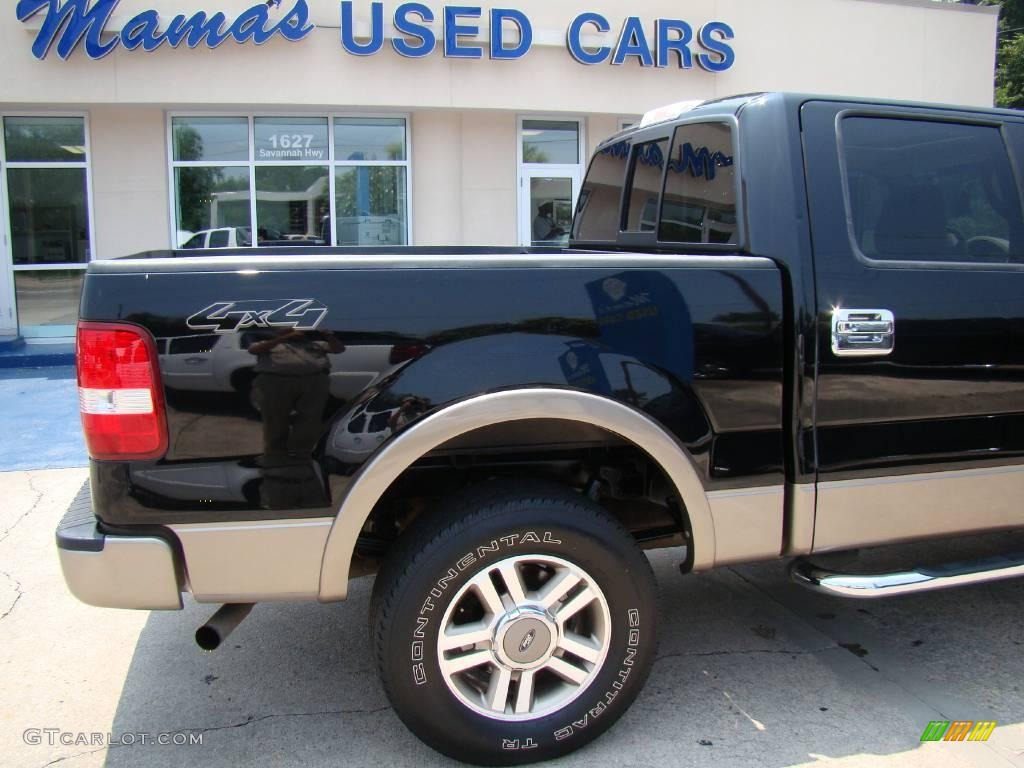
[318, 387, 714, 601]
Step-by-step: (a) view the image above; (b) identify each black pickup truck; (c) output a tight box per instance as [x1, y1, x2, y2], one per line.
[60, 92, 1024, 765]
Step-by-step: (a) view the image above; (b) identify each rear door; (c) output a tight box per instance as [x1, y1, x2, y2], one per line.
[802, 100, 1024, 551]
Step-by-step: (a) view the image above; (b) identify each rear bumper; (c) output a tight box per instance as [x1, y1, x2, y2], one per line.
[56, 484, 183, 610]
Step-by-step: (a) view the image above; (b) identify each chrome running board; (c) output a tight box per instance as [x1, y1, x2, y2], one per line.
[789, 552, 1024, 599]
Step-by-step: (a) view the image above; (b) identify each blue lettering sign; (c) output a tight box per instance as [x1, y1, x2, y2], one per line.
[392, 2, 436, 57]
[655, 19, 692, 69]
[17, 0, 314, 60]
[566, 12, 611, 65]
[697, 21, 735, 72]
[15, 1, 734, 70]
[443, 6, 483, 58]
[341, 1, 384, 55]
[490, 8, 531, 60]
[17, 0, 119, 59]
[611, 17, 653, 67]
[160, 13, 230, 48]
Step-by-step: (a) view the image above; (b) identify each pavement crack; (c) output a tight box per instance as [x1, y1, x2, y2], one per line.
[181, 704, 391, 736]
[655, 646, 833, 664]
[41, 746, 106, 768]
[0, 571, 23, 622]
[0, 473, 45, 546]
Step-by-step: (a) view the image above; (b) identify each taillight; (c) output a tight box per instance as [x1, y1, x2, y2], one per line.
[76, 321, 168, 461]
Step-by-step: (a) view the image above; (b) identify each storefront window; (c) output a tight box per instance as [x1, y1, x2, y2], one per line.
[14, 269, 84, 328]
[521, 120, 580, 165]
[174, 167, 251, 239]
[8, 167, 90, 264]
[172, 117, 248, 162]
[335, 118, 406, 161]
[170, 115, 409, 248]
[334, 166, 407, 246]
[255, 117, 328, 162]
[2, 115, 91, 338]
[4, 117, 86, 163]
[255, 166, 329, 244]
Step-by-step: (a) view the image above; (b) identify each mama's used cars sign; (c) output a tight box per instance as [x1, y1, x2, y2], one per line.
[16, 0, 736, 70]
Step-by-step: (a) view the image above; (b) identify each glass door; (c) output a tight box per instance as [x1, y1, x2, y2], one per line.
[519, 167, 580, 247]
[2, 116, 91, 340]
[518, 118, 583, 247]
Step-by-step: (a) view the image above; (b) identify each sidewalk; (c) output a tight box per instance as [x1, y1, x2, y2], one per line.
[0, 366, 85, 471]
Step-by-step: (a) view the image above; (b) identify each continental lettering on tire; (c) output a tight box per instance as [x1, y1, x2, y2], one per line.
[554, 608, 640, 742]
[502, 738, 538, 751]
[409, 531, 563, 687]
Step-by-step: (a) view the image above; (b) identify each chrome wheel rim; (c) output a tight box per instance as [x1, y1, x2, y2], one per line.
[436, 554, 611, 721]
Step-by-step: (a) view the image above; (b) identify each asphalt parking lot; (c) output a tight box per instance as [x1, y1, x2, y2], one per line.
[1, 464, 1023, 768]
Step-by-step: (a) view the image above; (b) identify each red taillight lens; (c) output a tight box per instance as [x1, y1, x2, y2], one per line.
[76, 321, 168, 461]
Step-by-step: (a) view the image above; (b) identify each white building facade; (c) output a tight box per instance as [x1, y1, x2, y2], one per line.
[0, 0, 999, 339]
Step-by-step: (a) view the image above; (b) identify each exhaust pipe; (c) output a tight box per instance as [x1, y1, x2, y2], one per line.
[196, 603, 254, 651]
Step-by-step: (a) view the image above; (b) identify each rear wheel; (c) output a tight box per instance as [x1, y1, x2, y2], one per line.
[371, 481, 657, 765]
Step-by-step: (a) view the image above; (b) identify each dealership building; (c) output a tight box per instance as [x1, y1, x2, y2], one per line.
[0, 0, 999, 341]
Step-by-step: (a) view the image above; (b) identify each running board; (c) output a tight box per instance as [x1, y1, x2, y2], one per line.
[789, 551, 1024, 598]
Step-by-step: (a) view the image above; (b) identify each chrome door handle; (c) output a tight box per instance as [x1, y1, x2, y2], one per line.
[831, 309, 894, 357]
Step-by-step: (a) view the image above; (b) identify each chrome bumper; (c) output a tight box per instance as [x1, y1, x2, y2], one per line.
[56, 484, 182, 610]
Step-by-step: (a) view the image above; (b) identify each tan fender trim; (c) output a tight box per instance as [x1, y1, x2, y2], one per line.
[318, 388, 715, 601]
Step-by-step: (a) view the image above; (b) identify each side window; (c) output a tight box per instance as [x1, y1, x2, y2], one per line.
[659, 123, 737, 245]
[181, 233, 206, 249]
[572, 139, 630, 241]
[842, 117, 1024, 263]
[207, 229, 230, 248]
[623, 139, 669, 232]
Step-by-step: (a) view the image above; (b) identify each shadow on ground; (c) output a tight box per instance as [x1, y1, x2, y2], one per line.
[102, 536, 1024, 768]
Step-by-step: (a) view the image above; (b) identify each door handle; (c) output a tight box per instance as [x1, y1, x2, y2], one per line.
[831, 309, 895, 357]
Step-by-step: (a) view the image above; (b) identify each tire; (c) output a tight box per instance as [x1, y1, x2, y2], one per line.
[370, 480, 657, 765]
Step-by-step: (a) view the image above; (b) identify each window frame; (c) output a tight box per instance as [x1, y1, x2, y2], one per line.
[517, 115, 586, 247]
[0, 111, 95, 338]
[835, 108, 1024, 272]
[517, 115, 586, 169]
[1, 111, 96, 272]
[166, 110, 413, 248]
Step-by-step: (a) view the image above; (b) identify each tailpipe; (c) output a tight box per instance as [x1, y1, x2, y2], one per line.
[195, 603, 254, 651]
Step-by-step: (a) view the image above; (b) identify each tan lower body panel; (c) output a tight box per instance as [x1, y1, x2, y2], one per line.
[784, 483, 816, 556]
[706, 485, 785, 567]
[813, 464, 1024, 552]
[59, 537, 182, 610]
[170, 518, 332, 602]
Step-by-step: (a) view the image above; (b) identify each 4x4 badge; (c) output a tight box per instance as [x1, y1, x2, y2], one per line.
[186, 299, 328, 333]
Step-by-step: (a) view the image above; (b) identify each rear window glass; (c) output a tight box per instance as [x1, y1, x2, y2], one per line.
[623, 139, 669, 232]
[659, 123, 737, 245]
[572, 139, 630, 241]
[841, 117, 1024, 263]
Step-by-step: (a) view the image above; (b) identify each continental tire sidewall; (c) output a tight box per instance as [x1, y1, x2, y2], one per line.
[377, 507, 656, 765]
